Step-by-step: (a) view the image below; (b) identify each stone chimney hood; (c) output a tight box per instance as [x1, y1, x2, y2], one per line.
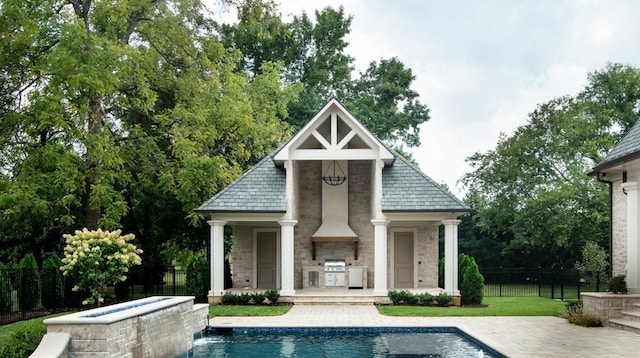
[311, 160, 359, 260]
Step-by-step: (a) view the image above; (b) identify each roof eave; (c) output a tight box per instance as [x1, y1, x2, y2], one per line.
[589, 151, 640, 176]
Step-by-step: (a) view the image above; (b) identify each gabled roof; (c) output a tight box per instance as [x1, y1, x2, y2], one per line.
[196, 98, 470, 214]
[591, 120, 640, 174]
[382, 155, 471, 212]
[273, 98, 394, 164]
[196, 155, 286, 213]
[195, 149, 471, 214]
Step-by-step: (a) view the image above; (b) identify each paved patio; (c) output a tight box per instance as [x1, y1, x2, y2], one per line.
[209, 305, 640, 357]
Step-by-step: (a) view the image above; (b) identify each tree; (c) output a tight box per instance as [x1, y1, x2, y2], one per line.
[217, 1, 430, 149]
[41, 252, 64, 310]
[18, 253, 39, 311]
[0, 0, 298, 266]
[575, 241, 608, 291]
[460, 254, 484, 305]
[60, 228, 142, 306]
[462, 64, 640, 268]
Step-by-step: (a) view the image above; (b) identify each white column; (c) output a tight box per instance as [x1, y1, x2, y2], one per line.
[442, 219, 461, 296]
[208, 219, 226, 297]
[279, 219, 297, 296]
[622, 182, 640, 293]
[372, 219, 390, 296]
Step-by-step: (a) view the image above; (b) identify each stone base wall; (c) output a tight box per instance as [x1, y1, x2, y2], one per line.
[40, 296, 207, 358]
[582, 292, 640, 325]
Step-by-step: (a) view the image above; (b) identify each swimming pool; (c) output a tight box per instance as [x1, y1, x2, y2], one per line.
[192, 327, 506, 357]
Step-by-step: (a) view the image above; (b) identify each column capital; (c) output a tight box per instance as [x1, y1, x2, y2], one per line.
[441, 219, 461, 226]
[371, 218, 390, 226]
[278, 219, 298, 226]
[622, 181, 640, 192]
[207, 219, 227, 227]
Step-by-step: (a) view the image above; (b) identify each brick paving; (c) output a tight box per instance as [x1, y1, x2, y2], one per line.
[209, 305, 640, 358]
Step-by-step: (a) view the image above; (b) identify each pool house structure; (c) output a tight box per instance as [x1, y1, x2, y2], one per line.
[196, 98, 471, 304]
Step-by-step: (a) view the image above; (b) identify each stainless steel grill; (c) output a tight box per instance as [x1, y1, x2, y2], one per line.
[324, 259, 346, 272]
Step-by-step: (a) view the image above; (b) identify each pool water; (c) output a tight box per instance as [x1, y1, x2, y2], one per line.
[192, 327, 505, 358]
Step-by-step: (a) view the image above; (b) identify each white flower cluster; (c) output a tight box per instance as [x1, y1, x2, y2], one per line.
[60, 227, 143, 305]
[61, 228, 143, 275]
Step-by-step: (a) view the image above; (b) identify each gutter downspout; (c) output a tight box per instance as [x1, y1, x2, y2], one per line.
[596, 173, 613, 278]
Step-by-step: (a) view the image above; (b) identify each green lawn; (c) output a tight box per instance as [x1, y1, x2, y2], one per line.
[207, 297, 569, 317]
[377, 296, 570, 317]
[0, 312, 68, 347]
[209, 304, 292, 317]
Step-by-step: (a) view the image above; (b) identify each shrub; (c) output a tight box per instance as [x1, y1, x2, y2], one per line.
[221, 291, 278, 305]
[60, 228, 142, 306]
[41, 253, 64, 310]
[0, 262, 14, 314]
[388, 290, 417, 305]
[250, 292, 266, 304]
[563, 301, 602, 327]
[434, 293, 452, 307]
[265, 289, 280, 304]
[417, 292, 434, 306]
[608, 275, 628, 294]
[0, 321, 47, 357]
[18, 253, 40, 311]
[460, 258, 484, 305]
[458, 253, 472, 285]
[575, 241, 608, 291]
[221, 292, 237, 305]
[186, 252, 209, 302]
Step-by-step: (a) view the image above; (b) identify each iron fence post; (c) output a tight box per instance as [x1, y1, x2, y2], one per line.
[499, 266, 503, 297]
[537, 267, 541, 297]
[172, 267, 176, 296]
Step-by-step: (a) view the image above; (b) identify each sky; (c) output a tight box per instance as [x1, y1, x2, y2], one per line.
[208, 0, 640, 197]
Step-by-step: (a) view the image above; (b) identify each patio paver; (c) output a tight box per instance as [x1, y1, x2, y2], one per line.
[209, 305, 640, 357]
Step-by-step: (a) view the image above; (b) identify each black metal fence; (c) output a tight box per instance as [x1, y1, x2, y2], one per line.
[0, 267, 187, 326]
[480, 267, 606, 301]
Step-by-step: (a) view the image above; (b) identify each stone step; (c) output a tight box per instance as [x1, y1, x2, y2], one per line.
[621, 310, 640, 322]
[292, 296, 377, 305]
[609, 319, 640, 334]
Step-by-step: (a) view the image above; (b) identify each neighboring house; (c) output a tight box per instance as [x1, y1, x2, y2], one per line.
[590, 120, 640, 294]
[196, 99, 471, 303]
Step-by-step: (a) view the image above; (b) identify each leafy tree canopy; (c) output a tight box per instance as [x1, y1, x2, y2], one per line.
[462, 63, 640, 268]
[217, 0, 430, 149]
[0, 0, 298, 264]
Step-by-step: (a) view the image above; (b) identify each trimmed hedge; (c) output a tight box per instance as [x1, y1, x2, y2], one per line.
[387, 290, 452, 307]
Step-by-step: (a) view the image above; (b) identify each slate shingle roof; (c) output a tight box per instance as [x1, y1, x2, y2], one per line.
[592, 120, 640, 173]
[197, 152, 471, 214]
[381, 155, 470, 212]
[196, 155, 286, 213]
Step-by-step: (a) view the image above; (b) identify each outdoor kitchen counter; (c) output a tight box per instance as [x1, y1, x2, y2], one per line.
[302, 266, 367, 289]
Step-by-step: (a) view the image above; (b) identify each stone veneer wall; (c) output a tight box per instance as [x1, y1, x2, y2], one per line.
[348, 160, 374, 286]
[294, 160, 323, 288]
[231, 226, 255, 288]
[40, 296, 207, 358]
[611, 180, 627, 277]
[412, 224, 439, 288]
[582, 292, 640, 325]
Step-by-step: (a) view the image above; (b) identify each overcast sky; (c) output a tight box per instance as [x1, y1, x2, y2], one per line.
[210, 0, 640, 197]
